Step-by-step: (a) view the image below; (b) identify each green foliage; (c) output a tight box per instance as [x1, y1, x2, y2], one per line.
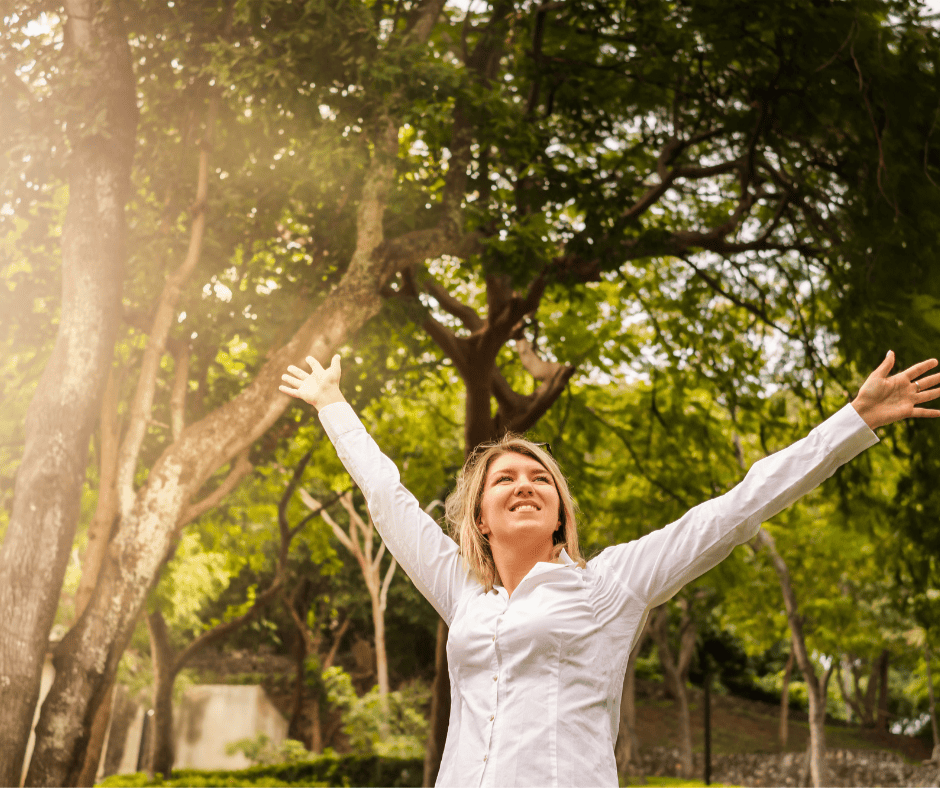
[224, 733, 311, 766]
[98, 754, 422, 788]
[323, 667, 430, 758]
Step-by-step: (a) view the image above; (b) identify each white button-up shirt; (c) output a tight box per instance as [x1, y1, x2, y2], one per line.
[319, 402, 878, 787]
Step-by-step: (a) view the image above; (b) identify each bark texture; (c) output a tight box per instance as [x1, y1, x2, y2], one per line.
[0, 0, 136, 782]
[752, 527, 832, 788]
[615, 622, 650, 777]
[650, 601, 697, 779]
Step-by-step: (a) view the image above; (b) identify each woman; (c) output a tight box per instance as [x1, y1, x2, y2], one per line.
[279, 350, 938, 788]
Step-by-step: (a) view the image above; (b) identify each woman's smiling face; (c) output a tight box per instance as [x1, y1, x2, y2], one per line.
[477, 451, 561, 551]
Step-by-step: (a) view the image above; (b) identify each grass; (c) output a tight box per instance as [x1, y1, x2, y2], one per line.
[621, 778, 734, 787]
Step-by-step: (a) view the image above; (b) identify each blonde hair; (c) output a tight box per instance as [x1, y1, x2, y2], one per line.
[444, 433, 585, 591]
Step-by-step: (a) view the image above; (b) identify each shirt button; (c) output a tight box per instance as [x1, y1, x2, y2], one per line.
[493, 675, 498, 681]
[492, 636, 496, 642]
[483, 755, 487, 761]
[489, 715, 494, 721]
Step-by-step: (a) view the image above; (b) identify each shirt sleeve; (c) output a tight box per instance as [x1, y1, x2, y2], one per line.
[318, 402, 477, 623]
[588, 403, 879, 609]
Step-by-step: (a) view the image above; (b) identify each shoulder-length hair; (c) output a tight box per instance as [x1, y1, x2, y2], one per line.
[444, 433, 585, 592]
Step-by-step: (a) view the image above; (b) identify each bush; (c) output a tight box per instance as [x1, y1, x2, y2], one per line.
[225, 733, 311, 766]
[99, 754, 423, 787]
[322, 667, 430, 759]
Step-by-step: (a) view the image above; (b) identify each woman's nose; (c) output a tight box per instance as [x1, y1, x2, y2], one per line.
[514, 478, 535, 494]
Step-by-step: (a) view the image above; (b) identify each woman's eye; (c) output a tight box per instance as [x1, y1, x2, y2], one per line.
[535, 476, 551, 483]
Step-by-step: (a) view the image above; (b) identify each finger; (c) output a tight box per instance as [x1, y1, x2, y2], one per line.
[305, 355, 326, 373]
[281, 374, 303, 387]
[911, 407, 940, 418]
[903, 357, 939, 381]
[286, 365, 309, 379]
[329, 354, 341, 376]
[915, 385, 940, 404]
[278, 384, 302, 399]
[912, 371, 940, 391]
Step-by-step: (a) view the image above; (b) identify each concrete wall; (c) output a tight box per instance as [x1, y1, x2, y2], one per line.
[173, 685, 289, 770]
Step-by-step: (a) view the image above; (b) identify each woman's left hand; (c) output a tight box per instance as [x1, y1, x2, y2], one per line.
[852, 350, 940, 430]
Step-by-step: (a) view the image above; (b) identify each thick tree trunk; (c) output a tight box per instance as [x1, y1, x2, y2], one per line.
[0, 1, 136, 781]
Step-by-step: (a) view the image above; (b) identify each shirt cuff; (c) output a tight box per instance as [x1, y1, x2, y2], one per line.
[318, 401, 364, 444]
[816, 403, 879, 464]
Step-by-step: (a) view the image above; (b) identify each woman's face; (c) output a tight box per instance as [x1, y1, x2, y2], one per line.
[477, 451, 562, 552]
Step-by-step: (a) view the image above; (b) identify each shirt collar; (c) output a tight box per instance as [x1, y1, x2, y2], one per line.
[525, 548, 576, 580]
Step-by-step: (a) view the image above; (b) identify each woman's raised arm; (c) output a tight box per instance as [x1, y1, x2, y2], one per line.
[280, 355, 478, 622]
[591, 351, 939, 612]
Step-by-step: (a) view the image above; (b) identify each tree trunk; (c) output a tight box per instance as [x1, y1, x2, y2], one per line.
[0, 1, 136, 781]
[780, 648, 794, 748]
[424, 620, 450, 787]
[615, 623, 650, 777]
[752, 527, 829, 787]
[146, 611, 177, 779]
[875, 649, 889, 733]
[74, 374, 124, 787]
[75, 684, 114, 787]
[925, 645, 939, 761]
[805, 664, 833, 788]
[650, 605, 695, 779]
[373, 597, 390, 697]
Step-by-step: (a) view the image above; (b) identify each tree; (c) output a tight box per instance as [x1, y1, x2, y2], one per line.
[6, 0, 940, 782]
[0, 0, 137, 782]
[650, 598, 699, 779]
[141, 451, 338, 777]
[300, 488, 404, 698]
[751, 527, 836, 787]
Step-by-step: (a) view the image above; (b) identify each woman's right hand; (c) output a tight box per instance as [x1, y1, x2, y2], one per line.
[279, 354, 345, 412]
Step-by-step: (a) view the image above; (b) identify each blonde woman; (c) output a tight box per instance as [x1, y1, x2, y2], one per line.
[280, 350, 938, 788]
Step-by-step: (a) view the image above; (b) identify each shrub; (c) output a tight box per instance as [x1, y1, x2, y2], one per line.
[99, 754, 423, 787]
[322, 667, 430, 759]
[225, 733, 311, 766]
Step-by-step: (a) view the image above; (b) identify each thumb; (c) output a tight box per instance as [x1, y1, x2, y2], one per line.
[877, 350, 895, 377]
[329, 354, 342, 377]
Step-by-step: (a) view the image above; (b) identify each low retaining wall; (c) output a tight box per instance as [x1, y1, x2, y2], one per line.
[627, 747, 940, 787]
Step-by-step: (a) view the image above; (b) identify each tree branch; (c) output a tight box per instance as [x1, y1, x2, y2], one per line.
[116, 94, 219, 519]
[176, 449, 253, 531]
[170, 343, 190, 441]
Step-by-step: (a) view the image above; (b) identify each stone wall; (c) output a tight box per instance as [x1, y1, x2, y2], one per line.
[627, 747, 940, 787]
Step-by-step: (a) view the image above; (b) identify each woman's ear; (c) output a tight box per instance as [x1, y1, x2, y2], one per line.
[478, 518, 490, 535]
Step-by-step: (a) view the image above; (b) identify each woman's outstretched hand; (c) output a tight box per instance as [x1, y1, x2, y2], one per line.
[279, 354, 345, 412]
[851, 351, 940, 430]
